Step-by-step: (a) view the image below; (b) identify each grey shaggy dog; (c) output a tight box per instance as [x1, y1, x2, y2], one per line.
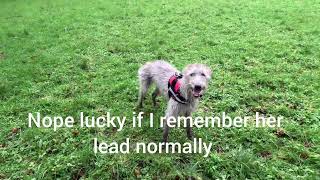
[137, 60, 212, 142]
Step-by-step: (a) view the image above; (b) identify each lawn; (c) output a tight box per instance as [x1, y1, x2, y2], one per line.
[0, 0, 320, 179]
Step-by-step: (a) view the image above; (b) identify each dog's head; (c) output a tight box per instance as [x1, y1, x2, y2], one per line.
[182, 64, 212, 98]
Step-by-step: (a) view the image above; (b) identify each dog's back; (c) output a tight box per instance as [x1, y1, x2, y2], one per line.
[138, 60, 177, 94]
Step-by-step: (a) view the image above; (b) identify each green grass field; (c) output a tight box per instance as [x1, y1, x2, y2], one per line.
[1, 0, 320, 179]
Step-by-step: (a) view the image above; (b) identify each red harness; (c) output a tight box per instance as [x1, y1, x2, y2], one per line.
[168, 73, 187, 104]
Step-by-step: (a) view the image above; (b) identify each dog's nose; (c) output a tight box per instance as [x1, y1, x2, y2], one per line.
[194, 85, 202, 91]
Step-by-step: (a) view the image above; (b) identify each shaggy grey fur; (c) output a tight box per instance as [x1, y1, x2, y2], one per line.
[137, 60, 212, 142]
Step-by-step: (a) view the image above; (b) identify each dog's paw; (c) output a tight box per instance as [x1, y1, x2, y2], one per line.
[135, 104, 143, 111]
[153, 100, 160, 107]
[187, 135, 196, 141]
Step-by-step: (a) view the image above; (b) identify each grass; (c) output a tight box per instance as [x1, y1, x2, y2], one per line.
[1, 0, 320, 179]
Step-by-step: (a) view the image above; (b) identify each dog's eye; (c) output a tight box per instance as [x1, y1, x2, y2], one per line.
[190, 73, 195, 76]
[201, 73, 206, 77]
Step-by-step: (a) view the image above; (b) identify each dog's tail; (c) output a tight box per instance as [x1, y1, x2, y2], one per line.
[138, 62, 152, 79]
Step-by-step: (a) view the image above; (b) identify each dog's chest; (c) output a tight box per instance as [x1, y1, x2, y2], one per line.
[177, 102, 197, 116]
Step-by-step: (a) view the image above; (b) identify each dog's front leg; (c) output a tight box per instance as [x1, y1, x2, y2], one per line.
[162, 102, 178, 143]
[162, 113, 173, 143]
[185, 112, 194, 140]
[163, 121, 169, 143]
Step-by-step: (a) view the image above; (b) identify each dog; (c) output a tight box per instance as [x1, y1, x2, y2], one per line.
[137, 60, 212, 142]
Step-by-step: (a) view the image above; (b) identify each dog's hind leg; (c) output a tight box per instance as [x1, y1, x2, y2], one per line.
[152, 88, 160, 107]
[137, 77, 151, 108]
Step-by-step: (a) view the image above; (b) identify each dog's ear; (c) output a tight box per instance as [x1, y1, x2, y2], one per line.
[182, 64, 194, 76]
[203, 65, 212, 80]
